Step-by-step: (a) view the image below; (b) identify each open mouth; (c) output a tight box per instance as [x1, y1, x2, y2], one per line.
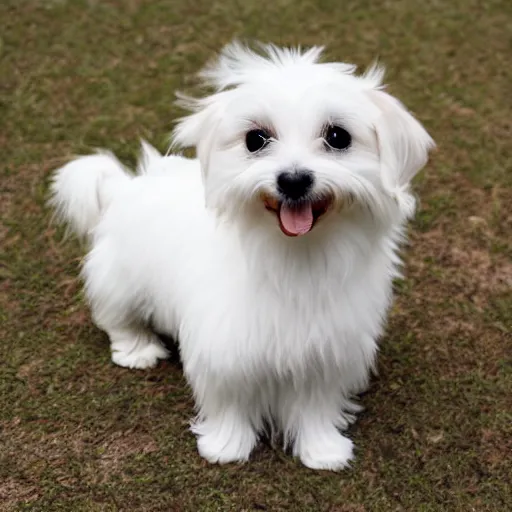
[262, 195, 332, 237]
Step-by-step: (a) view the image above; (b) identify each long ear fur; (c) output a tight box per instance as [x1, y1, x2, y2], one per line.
[171, 92, 227, 179]
[171, 93, 224, 149]
[369, 89, 435, 191]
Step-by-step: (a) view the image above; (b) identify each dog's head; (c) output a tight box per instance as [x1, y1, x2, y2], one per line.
[173, 42, 434, 237]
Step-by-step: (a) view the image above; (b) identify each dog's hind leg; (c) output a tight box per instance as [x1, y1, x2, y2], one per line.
[83, 241, 169, 370]
[90, 301, 169, 370]
[106, 325, 169, 369]
[91, 307, 169, 370]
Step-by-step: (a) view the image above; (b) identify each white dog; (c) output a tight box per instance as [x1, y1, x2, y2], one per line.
[50, 43, 434, 470]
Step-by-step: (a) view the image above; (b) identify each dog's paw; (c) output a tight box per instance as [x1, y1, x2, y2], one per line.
[299, 434, 354, 471]
[196, 432, 255, 464]
[111, 340, 169, 369]
[193, 420, 257, 464]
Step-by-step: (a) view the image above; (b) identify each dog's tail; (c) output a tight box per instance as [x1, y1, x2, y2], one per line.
[49, 150, 133, 240]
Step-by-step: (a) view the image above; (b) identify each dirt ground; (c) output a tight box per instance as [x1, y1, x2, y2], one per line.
[1, 0, 510, 510]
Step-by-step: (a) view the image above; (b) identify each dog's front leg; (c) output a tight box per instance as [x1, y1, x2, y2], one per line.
[189, 379, 260, 465]
[281, 379, 356, 471]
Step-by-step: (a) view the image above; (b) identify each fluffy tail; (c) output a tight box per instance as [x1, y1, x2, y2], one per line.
[49, 151, 133, 239]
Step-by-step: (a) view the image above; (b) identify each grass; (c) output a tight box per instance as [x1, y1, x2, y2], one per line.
[1, 0, 511, 510]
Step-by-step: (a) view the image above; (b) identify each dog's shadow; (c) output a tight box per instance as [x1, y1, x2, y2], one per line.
[155, 331, 183, 369]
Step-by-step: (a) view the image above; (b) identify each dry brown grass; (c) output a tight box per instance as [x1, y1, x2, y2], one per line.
[1, 0, 511, 510]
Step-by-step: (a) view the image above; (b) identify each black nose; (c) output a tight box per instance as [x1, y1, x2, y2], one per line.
[277, 171, 314, 200]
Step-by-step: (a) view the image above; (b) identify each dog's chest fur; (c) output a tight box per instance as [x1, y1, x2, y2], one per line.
[153, 229, 397, 383]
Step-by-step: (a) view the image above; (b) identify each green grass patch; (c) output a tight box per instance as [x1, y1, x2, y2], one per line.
[1, 0, 511, 510]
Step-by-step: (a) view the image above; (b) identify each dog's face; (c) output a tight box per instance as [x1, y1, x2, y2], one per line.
[174, 43, 434, 236]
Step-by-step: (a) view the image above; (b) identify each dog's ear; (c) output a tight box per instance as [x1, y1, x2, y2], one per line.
[369, 89, 435, 192]
[172, 94, 222, 148]
[171, 93, 225, 173]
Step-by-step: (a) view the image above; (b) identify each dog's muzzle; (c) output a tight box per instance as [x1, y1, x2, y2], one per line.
[262, 170, 332, 237]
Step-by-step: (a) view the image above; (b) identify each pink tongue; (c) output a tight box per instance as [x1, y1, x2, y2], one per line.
[279, 202, 314, 236]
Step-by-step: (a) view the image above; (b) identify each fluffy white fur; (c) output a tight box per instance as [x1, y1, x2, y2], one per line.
[50, 43, 434, 470]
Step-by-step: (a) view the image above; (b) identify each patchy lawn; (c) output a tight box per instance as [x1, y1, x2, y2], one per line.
[1, 0, 510, 510]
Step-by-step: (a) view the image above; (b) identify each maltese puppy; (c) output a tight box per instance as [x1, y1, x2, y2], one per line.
[50, 43, 434, 470]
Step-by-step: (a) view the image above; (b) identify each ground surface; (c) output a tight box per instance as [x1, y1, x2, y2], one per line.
[1, 1, 511, 510]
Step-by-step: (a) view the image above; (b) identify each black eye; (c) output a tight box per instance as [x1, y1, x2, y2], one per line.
[324, 125, 351, 151]
[246, 129, 271, 153]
